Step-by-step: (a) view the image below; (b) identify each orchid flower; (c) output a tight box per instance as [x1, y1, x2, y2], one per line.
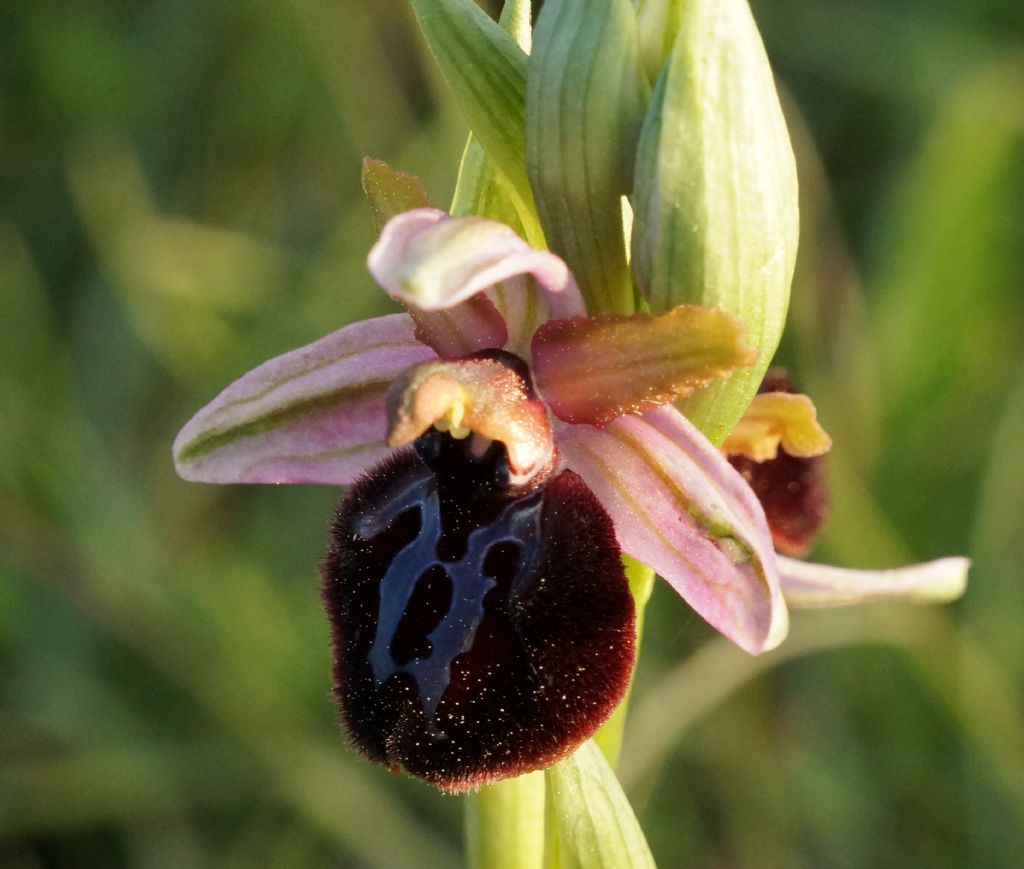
[173, 207, 968, 792]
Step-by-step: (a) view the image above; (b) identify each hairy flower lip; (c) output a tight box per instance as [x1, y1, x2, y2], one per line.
[321, 446, 635, 791]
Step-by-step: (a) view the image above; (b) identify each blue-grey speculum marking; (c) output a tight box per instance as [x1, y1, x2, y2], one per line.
[360, 474, 543, 728]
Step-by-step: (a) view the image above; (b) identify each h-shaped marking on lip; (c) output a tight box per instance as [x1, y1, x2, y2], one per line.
[362, 476, 543, 728]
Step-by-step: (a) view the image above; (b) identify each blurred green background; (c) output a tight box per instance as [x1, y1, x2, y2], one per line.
[2, 1, 1023, 866]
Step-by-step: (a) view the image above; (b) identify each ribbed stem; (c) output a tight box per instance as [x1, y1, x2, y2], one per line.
[466, 771, 545, 869]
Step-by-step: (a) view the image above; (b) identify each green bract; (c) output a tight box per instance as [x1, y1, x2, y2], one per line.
[450, 0, 535, 243]
[631, 0, 799, 443]
[409, 0, 538, 239]
[635, 0, 683, 83]
[545, 740, 656, 869]
[527, 0, 649, 315]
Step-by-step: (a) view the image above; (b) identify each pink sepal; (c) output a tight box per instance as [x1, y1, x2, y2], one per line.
[173, 314, 435, 485]
[559, 406, 788, 654]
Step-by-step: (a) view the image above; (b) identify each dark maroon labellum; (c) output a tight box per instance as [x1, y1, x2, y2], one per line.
[730, 450, 827, 556]
[321, 431, 635, 792]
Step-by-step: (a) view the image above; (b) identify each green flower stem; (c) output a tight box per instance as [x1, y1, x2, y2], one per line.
[466, 770, 546, 869]
[593, 556, 656, 767]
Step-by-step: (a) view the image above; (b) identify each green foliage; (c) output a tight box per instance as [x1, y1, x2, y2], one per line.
[409, 0, 540, 241]
[545, 741, 655, 869]
[2, 1, 1023, 867]
[632, 0, 799, 443]
[527, 0, 648, 315]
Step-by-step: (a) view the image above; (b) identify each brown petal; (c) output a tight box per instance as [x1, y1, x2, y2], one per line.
[532, 305, 755, 426]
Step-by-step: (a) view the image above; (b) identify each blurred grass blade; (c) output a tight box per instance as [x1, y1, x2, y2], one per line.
[545, 740, 655, 869]
[527, 0, 648, 315]
[409, 0, 535, 223]
[0, 223, 58, 375]
[631, 0, 798, 443]
[0, 222, 65, 484]
[871, 62, 1024, 412]
[68, 136, 289, 383]
[970, 361, 1024, 677]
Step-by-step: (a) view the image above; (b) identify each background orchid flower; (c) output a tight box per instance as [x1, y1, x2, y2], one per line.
[722, 371, 969, 607]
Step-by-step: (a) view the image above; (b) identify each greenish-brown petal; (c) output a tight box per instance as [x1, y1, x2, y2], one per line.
[362, 158, 432, 234]
[532, 304, 755, 426]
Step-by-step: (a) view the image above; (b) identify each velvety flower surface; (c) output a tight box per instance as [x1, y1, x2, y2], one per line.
[321, 432, 636, 791]
[173, 208, 969, 788]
